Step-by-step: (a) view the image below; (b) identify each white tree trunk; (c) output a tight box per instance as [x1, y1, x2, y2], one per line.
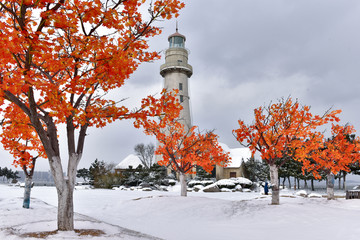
[23, 176, 32, 209]
[57, 182, 74, 230]
[327, 172, 335, 200]
[50, 154, 80, 231]
[270, 164, 280, 205]
[179, 172, 187, 197]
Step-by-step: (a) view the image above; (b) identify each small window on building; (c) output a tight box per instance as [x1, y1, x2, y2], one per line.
[179, 83, 183, 91]
[180, 95, 184, 103]
[230, 172, 237, 178]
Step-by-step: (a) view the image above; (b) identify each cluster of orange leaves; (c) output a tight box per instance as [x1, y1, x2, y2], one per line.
[300, 124, 360, 178]
[0, 104, 46, 168]
[0, 0, 184, 126]
[133, 90, 230, 174]
[0, 0, 185, 167]
[233, 97, 360, 178]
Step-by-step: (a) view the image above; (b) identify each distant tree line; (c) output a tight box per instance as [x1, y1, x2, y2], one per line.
[76, 158, 168, 189]
[0, 166, 20, 183]
[243, 157, 360, 191]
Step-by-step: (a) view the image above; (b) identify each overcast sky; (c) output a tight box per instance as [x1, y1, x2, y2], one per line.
[2, 0, 360, 171]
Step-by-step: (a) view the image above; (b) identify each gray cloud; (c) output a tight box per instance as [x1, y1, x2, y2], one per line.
[3, 0, 360, 171]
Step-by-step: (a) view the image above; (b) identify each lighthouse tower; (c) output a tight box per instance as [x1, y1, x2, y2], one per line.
[160, 27, 193, 130]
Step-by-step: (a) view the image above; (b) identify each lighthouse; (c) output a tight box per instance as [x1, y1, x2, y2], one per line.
[160, 27, 193, 130]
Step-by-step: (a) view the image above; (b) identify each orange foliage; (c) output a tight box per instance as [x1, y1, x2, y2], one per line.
[133, 90, 230, 174]
[0, 103, 46, 168]
[301, 124, 360, 178]
[0, 0, 185, 163]
[233, 97, 349, 176]
[0, 0, 186, 231]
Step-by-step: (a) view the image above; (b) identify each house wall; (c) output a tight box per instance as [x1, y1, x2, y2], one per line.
[216, 163, 247, 180]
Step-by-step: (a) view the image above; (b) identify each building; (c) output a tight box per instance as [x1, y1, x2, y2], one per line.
[160, 26, 193, 130]
[156, 27, 250, 180]
[114, 154, 143, 175]
[215, 143, 252, 180]
[156, 26, 193, 168]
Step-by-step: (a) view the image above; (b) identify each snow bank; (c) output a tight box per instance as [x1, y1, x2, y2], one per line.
[188, 179, 215, 187]
[221, 188, 233, 192]
[188, 180, 203, 187]
[295, 190, 308, 197]
[1, 184, 360, 240]
[202, 183, 220, 192]
[235, 185, 243, 191]
[308, 193, 322, 198]
[230, 177, 253, 186]
[193, 185, 204, 192]
[216, 179, 236, 188]
[199, 178, 253, 192]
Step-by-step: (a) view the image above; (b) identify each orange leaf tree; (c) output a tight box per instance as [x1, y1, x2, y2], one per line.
[133, 92, 230, 196]
[0, 104, 45, 208]
[233, 97, 341, 204]
[301, 124, 360, 199]
[0, 0, 184, 231]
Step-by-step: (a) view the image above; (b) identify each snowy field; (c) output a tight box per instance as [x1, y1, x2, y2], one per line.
[1, 184, 360, 240]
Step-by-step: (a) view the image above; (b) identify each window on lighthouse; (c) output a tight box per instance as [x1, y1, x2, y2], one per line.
[170, 36, 184, 48]
[179, 83, 183, 91]
[180, 95, 184, 103]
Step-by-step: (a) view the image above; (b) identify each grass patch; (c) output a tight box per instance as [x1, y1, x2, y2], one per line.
[20, 229, 105, 238]
[21, 230, 58, 238]
[75, 229, 105, 236]
[320, 195, 345, 199]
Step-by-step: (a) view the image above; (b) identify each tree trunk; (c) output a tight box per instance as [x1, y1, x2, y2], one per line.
[57, 182, 74, 230]
[343, 173, 347, 191]
[287, 177, 291, 189]
[311, 179, 315, 191]
[297, 178, 300, 189]
[269, 164, 280, 205]
[282, 178, 286, 189]
[23, 176, 32, 209]
[49, 155, 79, 231]
[327, 172, 335, 200]
[179, 172, 187, 197]
[304, 179, 308, 189]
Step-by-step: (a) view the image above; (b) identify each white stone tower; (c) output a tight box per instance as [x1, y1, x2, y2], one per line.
[160, 27, 193, 130]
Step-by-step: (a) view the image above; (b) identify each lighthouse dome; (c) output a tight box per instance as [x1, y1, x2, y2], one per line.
[168, 30, 186, 48]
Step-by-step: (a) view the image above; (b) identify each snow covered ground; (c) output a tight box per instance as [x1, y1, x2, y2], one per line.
[1, 184, 360, 240]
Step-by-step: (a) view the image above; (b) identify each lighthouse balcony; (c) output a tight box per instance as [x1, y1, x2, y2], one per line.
[160, 63, 193, 78]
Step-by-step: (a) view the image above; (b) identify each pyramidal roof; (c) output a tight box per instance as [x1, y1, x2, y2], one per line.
[168, 30, 186, 41]
[219, 143, 252, 168]
[115, 154, 143, 169]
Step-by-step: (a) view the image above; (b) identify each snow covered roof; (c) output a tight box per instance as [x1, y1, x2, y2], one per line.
[219, 143, 251, 168]
[115, 154, 143, 170]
